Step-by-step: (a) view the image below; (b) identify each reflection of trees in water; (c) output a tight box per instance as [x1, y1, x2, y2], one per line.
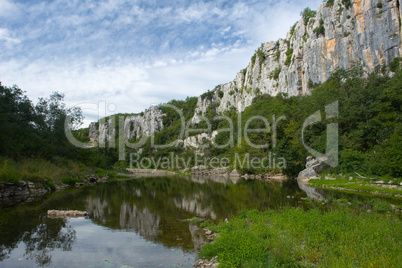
[22, 216, 76, 266]
[0, 189, 86, 266]
[0, 244, 13, 262]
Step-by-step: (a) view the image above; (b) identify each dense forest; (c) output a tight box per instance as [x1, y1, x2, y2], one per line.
[0, 58, 401, 184]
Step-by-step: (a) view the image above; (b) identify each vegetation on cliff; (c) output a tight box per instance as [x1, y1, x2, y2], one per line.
[126, 60, 402, 178]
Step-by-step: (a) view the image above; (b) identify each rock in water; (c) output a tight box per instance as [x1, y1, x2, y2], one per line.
[47, 210, 88, 218]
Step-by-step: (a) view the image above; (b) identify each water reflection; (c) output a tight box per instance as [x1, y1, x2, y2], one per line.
[119, 202, 162, 240]
[0, 175, 305, 267]
[22, 217, 76, 266]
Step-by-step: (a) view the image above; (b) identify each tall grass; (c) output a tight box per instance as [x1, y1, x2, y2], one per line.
[0, 157, 92, 184]
[200, 206, 402, 267]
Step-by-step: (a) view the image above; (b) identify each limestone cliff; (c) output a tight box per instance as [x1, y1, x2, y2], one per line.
[89, 105, 164, 143]
[89, 0, 401, 145]
[192, 0, 402, 121]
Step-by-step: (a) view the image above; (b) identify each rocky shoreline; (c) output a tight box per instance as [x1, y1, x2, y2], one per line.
[125, 167, 289, 182]
[0, 175, 108, 208]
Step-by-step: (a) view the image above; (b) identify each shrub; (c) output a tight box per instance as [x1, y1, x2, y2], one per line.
[313, 18, 325, 37]
[301, 7, 317, 26]
[285, 48, 293, 66]
[217, 89, 224, 98]
[290, 22, 297, 36]
[269, 66, 282, 80]
[342, 0, 352, 9]
[326, 0, 335, 7]
[61, 177, 81, 186]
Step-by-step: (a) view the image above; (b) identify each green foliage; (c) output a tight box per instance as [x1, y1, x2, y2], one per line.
[61, 177, 81, 186]
[201, 90, 214, 101]
[274, 49, 281, 62]
[217, 89, 224, 98]
[325, 0, 335, 7]
[251, 54, 256, 67]
[300, 7, 317, 26]
[389, 57, 402, 72]
[0, 85, 83, 160]
[285, 48, 293, 66]
[255, 45, 266, 62]
[290, 22, 297, 36]
[308, 78, 321, 89]
[269, 66, 282, 80]
[200, 207, 402, 267]
[313, 18, 325, 37]
[0, 160, 18, 183]
[377, 2, 383, 8]
[342, 0, 352, 9]
[253, 88, 261, 95]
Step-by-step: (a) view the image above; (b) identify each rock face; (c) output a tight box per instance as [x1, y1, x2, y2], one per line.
[124, 106, 164, 140]
[88, 0, 401, 148]
[0, 181, 49, 208]
[191, 0, 402, 121]
[89, 105, 164, 142]
[298, 156, 332, 178]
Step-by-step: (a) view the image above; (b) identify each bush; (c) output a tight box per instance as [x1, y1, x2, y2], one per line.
[326, 0, 335, 7]
[342, 0, 352, 9]
[0, 160, 19, 183]
[269, 66, 282, 80]
[313, 19, 325, 37]
[301, 7, 317, 26]
[61, 177, 81, 186]
[285, 48, 293, 66]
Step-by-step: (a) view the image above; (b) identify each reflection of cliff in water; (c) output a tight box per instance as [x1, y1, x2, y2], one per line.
[174, 194, 217, 220]
[85, 197, 109, 225]
[119, 202, 162, 240]
[297, 180, 326, 200]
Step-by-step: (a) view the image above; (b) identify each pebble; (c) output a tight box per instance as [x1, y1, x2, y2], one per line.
[193, 256, 219, 268]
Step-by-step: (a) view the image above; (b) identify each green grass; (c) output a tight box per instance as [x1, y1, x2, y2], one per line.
[308, 177, 402, 196]
[199, 206, 402, 267]
[0, 157, 103, 186]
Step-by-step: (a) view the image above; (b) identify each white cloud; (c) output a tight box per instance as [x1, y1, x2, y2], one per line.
[0, 0, 326, 127]
[0, 28, 21, 45]
[0, 0, 19, 18]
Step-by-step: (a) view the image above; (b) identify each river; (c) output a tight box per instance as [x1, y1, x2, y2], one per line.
[0, 175, 390, 268]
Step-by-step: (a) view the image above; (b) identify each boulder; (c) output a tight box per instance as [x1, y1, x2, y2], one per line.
[298, 156, 331, 178]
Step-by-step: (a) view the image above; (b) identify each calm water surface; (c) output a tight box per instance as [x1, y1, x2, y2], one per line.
[0, 175, 382, 268]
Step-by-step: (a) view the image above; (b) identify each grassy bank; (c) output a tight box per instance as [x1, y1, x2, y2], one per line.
[0, 157, 108, 188]
[307, 175, 402, 197]
[199, 205, 402, 267]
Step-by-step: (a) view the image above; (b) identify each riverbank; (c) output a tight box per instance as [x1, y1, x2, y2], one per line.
[299, 175, 402, 198]
[0, 157, 109, 208]
[198, 201, 402, 267]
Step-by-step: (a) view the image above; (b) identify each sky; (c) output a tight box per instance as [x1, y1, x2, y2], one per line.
[0, 0, 322, 127]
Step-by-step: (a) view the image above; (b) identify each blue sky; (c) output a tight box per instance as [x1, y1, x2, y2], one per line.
[0, 0, 322, 126]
